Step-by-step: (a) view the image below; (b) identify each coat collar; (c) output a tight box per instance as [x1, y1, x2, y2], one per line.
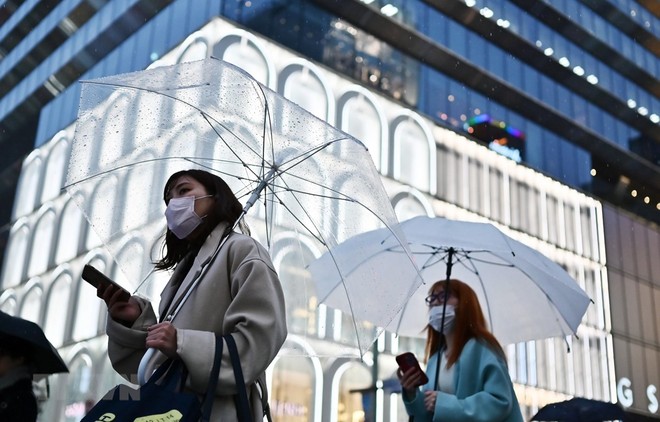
[159, 222, 231, 320]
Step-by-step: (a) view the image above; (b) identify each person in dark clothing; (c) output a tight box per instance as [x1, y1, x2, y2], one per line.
[0, 335, 38, 421]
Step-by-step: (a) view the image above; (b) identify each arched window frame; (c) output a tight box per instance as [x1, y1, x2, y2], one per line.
[43, 268, 73, 346]
[336, 87, 388, 173]
[213, 30, 275, 88]
[1, 220, 31, 288]
[278, 60, 335, 124]
[13, 150, 44, 218]
[390, 112, 437, 195]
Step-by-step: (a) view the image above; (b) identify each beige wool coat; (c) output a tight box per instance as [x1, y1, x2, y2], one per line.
[106, 223, 287, 421]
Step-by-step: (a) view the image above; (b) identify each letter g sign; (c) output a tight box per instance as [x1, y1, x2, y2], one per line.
[617, 378, 633, 408]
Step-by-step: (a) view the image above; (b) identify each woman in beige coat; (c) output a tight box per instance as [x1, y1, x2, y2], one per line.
[98, 169, 287, 421]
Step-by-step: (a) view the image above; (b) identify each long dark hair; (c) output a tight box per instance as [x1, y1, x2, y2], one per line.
[424, 279, 506, 368]
[155, 169, 246, 270]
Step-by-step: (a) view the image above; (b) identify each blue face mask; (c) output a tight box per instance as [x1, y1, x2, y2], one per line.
[164, 195, 212, 239]
[428, 304, 456, 333]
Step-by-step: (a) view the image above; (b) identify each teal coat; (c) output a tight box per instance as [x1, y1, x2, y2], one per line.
[403, 338, 523, 422]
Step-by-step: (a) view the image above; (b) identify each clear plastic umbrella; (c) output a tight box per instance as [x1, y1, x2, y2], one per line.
[65, 58, 420, 357]
[310, 215, 591, 345]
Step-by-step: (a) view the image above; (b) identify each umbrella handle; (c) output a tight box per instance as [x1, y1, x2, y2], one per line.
[137, 348, 157, 385]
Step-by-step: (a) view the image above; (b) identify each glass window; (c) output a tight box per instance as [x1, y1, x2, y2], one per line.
[28, 210, 56, 277]
[335, 364, 372, 422]
[510, 179, 522, 231]
[56, 198, 85, 263]
[583, 269, 600, 328]
[393, 193, 428, 222]
[467, 157, 483, 214]
[121, 160, 155, 232]
[177, 38, 208, 63]
[72, 260, 105, 342]
[275, 239, 317, 338]
[638, 282, 657, 344]
[1, 225, 30, 288]
[535, 339, 549, 390]
[214, 35, 270, 86]
[270, 353, 315, 422]
[589, 336, 606, 400]
[98, 93, 132, 170]
[41, 137, 69, 203]
[281, 66, 329, 121]
[579, 205, 594, 260]
[572, 337, 586, 396]
[527, 341, 537, 387]
[85, 178, 118, 250]
[393, 118, 430, 192]
[553, 337, 568, 393]
[0, 295, 17, 314]
[489, 167, 503, 223]
[62, 354, 94, 422]
[339, 93, 383, 171]
[546, 195, 560, 246]
[14, 156, 42, 218]
[44, 274, 72, 347]
[20, 285, 43, 323]
[113, 240, 146, 298]
[516, 342, 527, 384]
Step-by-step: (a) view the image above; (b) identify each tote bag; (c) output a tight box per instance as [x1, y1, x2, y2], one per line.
[82, 337, 223, 422]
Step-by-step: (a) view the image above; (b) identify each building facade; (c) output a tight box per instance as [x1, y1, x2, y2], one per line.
[0, 1, 657, 421]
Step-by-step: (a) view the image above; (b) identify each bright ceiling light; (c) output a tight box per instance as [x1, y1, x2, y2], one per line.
[637, 107, 648, 115]
[380, 4, 399, 17]
[479, 7, 494, 18]
[544, 48, 554, 56]
[572, 66, 585, 76]
[627, 99, 637, 108]
[650, 114, 659, 123]
[558, 57, 570, 67]
[586, 75, 598, 84]
[465, 0, 476, 6]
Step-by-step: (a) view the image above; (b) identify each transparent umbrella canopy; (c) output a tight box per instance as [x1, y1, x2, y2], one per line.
[65, 58, 420, 357]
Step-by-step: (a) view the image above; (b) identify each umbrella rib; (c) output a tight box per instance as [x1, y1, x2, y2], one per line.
[275, 137, 354, 173]
[455, 252, 497, 332]
[200, 113, 268, 181]
[262, 179, 368, 352]
[63, 156, 185, 189]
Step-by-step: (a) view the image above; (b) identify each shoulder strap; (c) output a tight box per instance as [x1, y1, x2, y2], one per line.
[200, 335, 224, 422]
[224, 334, 253, 422]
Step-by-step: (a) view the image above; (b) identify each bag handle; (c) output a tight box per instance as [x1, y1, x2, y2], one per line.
[225, 334, 253, 422]
[200, 335, 224, 422]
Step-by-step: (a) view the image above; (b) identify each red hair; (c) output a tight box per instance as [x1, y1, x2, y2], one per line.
[424, 279, 505, 368]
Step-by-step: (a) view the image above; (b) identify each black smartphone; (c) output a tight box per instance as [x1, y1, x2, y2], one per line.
[82, 264, 131, 302]
[396, 352, 429, 384]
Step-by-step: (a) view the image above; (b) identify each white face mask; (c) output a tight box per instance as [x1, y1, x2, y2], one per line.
[428, 304, 456, 334]
[164, 195, 212, 239]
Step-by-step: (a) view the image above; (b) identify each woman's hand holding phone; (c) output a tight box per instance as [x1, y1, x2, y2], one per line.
[97, 282, 141, 326]
[396, 352, 429, 396]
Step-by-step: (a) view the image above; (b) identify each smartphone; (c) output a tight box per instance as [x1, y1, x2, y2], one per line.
[82, 264, 131, 302]
[396, 352, 429, 384]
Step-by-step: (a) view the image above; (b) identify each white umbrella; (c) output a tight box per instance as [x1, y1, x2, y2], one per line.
[310, 215, 591, 345]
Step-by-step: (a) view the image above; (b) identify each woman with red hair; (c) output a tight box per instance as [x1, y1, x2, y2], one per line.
[398, 279, 523, 421]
